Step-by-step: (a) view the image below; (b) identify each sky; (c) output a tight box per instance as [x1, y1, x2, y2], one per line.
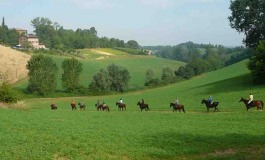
[0, 0, 244, 47]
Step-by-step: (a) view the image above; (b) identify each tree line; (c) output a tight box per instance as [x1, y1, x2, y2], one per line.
[143, 41, 253, 80]
[0, 17, 19, 46]
[30, 17, 139, 50]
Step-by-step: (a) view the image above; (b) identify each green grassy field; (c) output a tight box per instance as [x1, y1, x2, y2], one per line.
[3, 58, 265, 159]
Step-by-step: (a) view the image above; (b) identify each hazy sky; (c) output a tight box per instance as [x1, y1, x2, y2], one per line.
[0, 0, 244, 46]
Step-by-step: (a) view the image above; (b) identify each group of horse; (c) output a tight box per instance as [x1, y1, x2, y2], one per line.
[171, 97, 264, 113]
[52, 97, 264, 113]
[94, 101, 150, 112]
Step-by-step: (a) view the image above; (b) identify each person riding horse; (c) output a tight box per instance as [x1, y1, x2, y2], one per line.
[51, 102, 57, 110]
[248, 93, 254, 106]
[208, 96, 213, 104]
[174, 98, 179, 109]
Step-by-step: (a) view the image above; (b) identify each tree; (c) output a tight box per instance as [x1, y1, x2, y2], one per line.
[228, 0, 265, 48]
[88, 69, 111, 95]
[107, 64, 131, 92]
[26, 54, 58, 95]
[127, 40, 139, 49]
[161, 67, 175, 84]
[248, 41, 265, 84]
[0, 82, 18, 103]
[145, 69, 160, 86]
[229, 0, 265, 84]
[62, 58, 83, 92]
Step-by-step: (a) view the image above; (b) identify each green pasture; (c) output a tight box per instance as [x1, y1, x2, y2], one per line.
[3, 59, 265, 159]
[15, 48, 184, 92]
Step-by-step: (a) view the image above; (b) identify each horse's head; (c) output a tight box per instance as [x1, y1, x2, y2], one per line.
[201, 99, 206, 104]
[238, 97, 244, 102]
[137, 102, 140, 106]
[116, 102, 119, 106]
[170, 103, 174, 107]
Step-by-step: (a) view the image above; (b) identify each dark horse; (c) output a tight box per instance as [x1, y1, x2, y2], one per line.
[116, 102, 126, 111]
[71, 103, 77, 110]
[137, 102, 149, 111]
[78, 102, 86, 110]
[95, 104, 110, 111]
[51, 104, 57, 110]
[239, 97, 264, 111]
[169, 103, 185, 113]
[201, 99, 219, 112]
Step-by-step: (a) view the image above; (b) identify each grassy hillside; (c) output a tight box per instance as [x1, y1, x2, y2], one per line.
[15, 48, 185, 92]
[3, 59, 265, 159]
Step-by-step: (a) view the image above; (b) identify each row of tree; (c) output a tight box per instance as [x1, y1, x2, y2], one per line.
[143, 41, 253, 80]
[26, 54, 131, 95]
[30, 17, 139, 50]
[0, 17, 19, 46]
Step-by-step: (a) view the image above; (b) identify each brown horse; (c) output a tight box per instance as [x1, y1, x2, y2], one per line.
[51, 104, 57, 110]
[71, 103, 77, 110]
[169, 103, 185, 113]
[201, 99, 219, 112]
[95, 104, 109, 111]
[78, 102, 86, 110]
[116, 102, 126, 111]
[137, 102, 149, 111]
[239, 97, 264, 111]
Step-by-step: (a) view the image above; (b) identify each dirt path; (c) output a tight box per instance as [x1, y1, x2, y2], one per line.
[0, 45, 31, 84]
[89, 49, 114, 56]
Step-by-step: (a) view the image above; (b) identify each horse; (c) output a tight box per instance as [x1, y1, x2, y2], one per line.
[116, 102, 126, 111]
[201, 99, 219, 112]
[169, 102, 185, 113]
[71, 103, 77, 110]
[95, 104, 109, 111]
[51, 105, 57, 110]
[78, 102, 86, 110]
[137, 102, 149, 111]
[239, 97, 264, 111]
[95, 103, 102, 111]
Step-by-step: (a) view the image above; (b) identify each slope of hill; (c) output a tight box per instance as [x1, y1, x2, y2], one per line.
[15, 48, 185, 92]
[0, 45, 31, 84]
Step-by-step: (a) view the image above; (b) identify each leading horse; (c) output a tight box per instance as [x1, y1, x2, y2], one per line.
[239, 97, 264, 111]
[116, 102, 126, 111]
[201, 99, 219, 112]
[169, 102, 185, 113]
[137, 102, 149, 111]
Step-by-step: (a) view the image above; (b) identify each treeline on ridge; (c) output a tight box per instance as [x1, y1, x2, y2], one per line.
[143, 41, 253, 79]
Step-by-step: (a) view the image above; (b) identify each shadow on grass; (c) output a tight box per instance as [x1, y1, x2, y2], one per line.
[141, 131, 265, 159]
[192, 74, 259, 95]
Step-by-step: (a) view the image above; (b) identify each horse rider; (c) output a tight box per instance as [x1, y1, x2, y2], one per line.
[208, 96, 213, 105]
[51, 102, 57, 109]
[175, 98, 179, 108]
[102, 100, 106, 107]
[80, 100, 84, 107]
[141, 98, 145, 105]
[97, 99, 100, 107]
[71, 100, 75, 106]
[248, 93, 253, 105]
[120, 98, 123, 104]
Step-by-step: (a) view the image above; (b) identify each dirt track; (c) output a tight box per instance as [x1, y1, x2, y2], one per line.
[0, 45, 31, 84]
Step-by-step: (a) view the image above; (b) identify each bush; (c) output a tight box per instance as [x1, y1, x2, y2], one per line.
[0, 82, 18, 103]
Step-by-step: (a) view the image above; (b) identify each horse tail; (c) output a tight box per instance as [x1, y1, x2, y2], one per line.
[182, 105, 185, 113]
[261, 101, 264, 110]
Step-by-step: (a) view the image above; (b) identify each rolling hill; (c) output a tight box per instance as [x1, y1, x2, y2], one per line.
[0, 45, 31, 84]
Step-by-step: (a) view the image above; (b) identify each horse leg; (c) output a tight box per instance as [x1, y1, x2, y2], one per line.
[182, 108, 185, 113]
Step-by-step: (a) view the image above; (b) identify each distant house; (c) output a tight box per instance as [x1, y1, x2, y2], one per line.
[18, 34, 46, 49]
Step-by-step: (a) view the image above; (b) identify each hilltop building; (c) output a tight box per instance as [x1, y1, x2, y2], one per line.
[16, 29, 46, 49]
